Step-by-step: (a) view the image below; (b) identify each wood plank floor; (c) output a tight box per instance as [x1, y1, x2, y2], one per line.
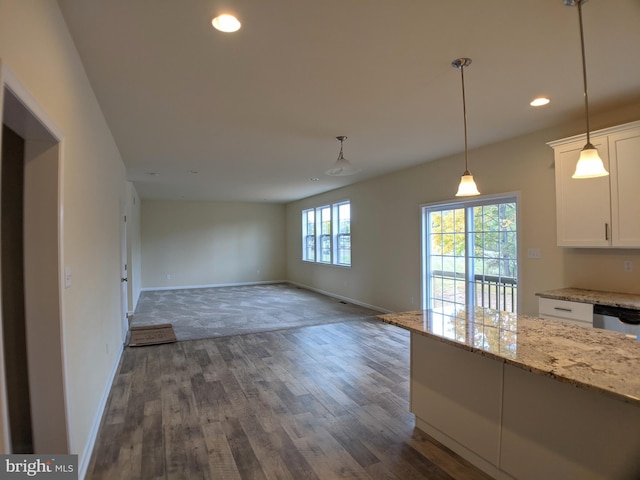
[87, 319, 492, 479]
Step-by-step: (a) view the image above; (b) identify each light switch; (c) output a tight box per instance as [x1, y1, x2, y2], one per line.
[527, 248, 541, 259]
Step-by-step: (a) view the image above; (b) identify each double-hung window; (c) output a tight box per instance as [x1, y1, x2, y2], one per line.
[302, 201, 351, 266]
[302, 209, 315, 262]
[422, 194, 518, 315]
[318, 206, 332, 263]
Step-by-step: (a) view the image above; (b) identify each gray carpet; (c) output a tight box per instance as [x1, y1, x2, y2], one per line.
[131, 283, 381, 342]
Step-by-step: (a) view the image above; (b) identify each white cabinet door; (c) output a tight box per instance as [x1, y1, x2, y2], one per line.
[410, 333, 503, 468]
[554, 136, 611, 247]
[609, 128, 640, 247]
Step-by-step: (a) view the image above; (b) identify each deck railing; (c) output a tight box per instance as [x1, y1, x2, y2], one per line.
[432, 270, 518, 313]
[472, 274, 517, 312]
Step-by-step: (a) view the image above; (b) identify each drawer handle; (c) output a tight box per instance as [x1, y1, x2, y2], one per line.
[554, 307, 572, 312]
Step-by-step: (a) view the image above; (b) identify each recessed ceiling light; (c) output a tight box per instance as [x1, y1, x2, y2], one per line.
[530, 97, 550, 107]
[211, 14, 241, 33]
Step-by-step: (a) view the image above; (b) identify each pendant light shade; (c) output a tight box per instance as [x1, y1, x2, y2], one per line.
[452, 58, 480, 197]
[572, 143, 609, 178]
[566, 0, 609, 179]
[456, 172, 481, 196]
[325, 136, 360, 176]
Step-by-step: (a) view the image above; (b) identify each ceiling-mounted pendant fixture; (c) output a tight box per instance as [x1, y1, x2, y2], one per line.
[325, 136, 361, 176]
[565, 0, 609, 179]
[452, 58, 480, 197]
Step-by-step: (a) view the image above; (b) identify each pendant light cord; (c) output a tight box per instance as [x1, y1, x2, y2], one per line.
[577, 0, 592, 145]
[460, 65, 469, 173]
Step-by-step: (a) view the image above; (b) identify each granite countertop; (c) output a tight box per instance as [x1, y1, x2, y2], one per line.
[377, 308, 640, 406]
[536, 288, 640, 310]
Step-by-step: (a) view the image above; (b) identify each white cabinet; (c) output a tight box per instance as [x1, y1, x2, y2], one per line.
[500, 364, 640, 480]
[609, 127, 640, 247]
[538, 297, 593, 328]
[410, 333, 504, 477]
[549, 120, 640, 248]
[410, 330, 640, 479]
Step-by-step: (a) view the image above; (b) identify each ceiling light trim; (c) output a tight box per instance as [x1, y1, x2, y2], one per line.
[530, 97, 551, 107]
[212, 14, 241, 33]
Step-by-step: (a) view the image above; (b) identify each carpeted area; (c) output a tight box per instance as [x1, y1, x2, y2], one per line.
[130, 283, 382, 342]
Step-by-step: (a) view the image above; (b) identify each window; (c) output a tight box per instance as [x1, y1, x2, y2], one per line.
[302, 209, 315, 262]
[422, 195, 518, 315]
[302, 201, 351, 266]
[319, 206, 331, 263]
[334, 202, 351, 265]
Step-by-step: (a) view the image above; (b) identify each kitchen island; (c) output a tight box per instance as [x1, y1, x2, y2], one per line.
[377, 308, 640, 480]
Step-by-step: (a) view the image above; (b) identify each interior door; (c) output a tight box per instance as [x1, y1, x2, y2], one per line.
[120, 205, 129, 341]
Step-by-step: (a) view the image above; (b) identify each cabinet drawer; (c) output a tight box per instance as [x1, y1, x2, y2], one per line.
[538, 298, 593, 323]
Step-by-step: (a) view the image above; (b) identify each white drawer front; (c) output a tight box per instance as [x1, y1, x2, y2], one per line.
[538, 298, 593, 323]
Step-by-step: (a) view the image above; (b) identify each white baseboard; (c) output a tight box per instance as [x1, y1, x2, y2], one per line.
[140, 279, 287, 292]
[286, 281, 390, 314]
[77, 342, 124, 480]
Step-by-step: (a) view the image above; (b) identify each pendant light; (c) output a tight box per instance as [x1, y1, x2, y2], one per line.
[566, 0, 609, 179]
[325, 136, 361, 176]
[452, 58, 480, 197]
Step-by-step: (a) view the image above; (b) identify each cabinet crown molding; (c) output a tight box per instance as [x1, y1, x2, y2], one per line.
[547, 119, 640, 148]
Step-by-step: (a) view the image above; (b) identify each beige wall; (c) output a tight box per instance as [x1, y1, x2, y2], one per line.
[286, 104, 640, 315]
[0, 0, 128, 470]
[141, 200, 286, 289]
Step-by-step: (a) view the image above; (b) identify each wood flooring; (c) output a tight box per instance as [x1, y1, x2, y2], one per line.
[87, 319, 492, 479]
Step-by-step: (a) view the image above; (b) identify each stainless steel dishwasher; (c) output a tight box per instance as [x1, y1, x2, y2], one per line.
[593, 304, 640, 337]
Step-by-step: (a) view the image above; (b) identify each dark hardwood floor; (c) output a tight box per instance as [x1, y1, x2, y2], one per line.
[87, 319, 492, 479]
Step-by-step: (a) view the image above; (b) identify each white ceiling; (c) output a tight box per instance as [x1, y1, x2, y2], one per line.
[57, 0, 640, 203]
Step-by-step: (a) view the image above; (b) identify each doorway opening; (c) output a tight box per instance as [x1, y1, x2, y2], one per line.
[0, 80, 68, 453]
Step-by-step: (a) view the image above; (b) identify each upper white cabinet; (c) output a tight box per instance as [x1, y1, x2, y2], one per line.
[609, 127, 640, 247]
[549, 121, 640, 248]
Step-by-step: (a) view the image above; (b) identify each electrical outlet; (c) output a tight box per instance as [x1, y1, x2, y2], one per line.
[624, 260, 633, 273]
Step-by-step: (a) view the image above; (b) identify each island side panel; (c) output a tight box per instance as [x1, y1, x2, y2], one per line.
[410, 333, 504, 469]
[500, 363, 640, 480]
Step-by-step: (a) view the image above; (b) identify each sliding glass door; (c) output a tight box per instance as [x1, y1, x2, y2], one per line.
[423, 195, 518, 315]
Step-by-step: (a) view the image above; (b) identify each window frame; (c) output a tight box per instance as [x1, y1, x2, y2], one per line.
[302, 208, 316, 262]
[301, 200, 351, 267]
[333, 201, 351, 266]
[421, 192, 520, 313]
[317, 205, 332, 264]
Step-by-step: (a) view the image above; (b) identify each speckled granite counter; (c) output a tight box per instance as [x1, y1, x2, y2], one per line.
[377, 308, 640, 406]
[536, 287, 640, 310]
